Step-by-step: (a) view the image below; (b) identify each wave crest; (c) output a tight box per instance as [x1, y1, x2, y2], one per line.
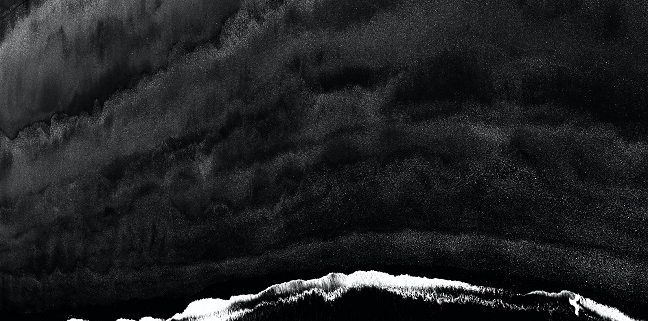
[159, 271, 640, 321]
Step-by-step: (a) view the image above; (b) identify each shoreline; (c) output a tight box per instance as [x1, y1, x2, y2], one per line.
[3, 229, 646, 320]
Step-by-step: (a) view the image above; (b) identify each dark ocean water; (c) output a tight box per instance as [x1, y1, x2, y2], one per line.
[1, 1, 647, 321]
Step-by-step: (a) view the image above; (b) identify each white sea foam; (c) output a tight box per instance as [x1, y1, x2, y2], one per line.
[525, 289, 640, 321]
[101, 271, 613, 321]
[161, 271, 642, 321]
[165, 270, 491, 320]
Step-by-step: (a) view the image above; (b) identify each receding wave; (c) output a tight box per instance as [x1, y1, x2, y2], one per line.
[69, 271, 639, 321]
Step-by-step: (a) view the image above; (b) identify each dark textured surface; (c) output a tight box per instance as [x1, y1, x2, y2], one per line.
[0, 0, 647, 320]
[0, 0, 41, 41]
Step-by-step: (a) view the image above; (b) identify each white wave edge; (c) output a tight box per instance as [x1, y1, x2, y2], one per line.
[167, 270, 495, 320]
[67, 270, 641, 321]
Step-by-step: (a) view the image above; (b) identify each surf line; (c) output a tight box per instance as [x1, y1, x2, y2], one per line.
[523, 290, 639, 321]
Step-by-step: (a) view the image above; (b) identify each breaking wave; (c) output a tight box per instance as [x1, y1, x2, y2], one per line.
[69, 271, 641, 321]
